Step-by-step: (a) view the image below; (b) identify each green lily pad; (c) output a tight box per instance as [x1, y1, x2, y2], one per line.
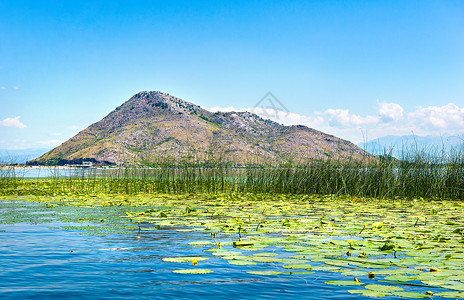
[420, 280, 446, 286]
[342, 270, 369, 277]
[227, 260, 257, 266]
[283, 264, 313, 270]
[247, 271, 282, 275]
[221, 255, 252, 260]
[283, 271, 314, 275]
[384, 275, 416, 282]
[312, 266, 342, 272]
[442, 284, 464, 291]
[211, 251, 241, 256]
[252, 257, 285, 263]
[434, 291, 464, 298]
[188, 241, 213, 246]
[365, 284, 404, 292]
[172, 269, 213, 274]
[391, 291, 429, 298]
[359, 290, 392, 298]
[162, 256, 209, 263]
[253, 252, 279, 257]
[347, 289, 365, 294]
[373, 268, 421, 275]
[325, 280, 365, 286]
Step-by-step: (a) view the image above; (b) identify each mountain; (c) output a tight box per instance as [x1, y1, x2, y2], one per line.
[358, 134, 464, 157]
[28, 91, 371, 166]
[0, 148, 51, 164]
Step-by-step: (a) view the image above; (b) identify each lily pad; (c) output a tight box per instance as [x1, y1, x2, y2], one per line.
[162, 256, 209, 263]
[325, 280, 365, 286]
[247, 271, 282, 275]
[283, 264, 313, 270]
[384, 275, 417, 282]
[391, 291, 429, 298]
[253, 252, 279, 257]
[188, 241, 213, 246]
[227, 260, 257, 266]
[359, 290, 392, 298]
[442, 283, 464, 291]
[434, 291, 464, 298]
[252, 257, 285, 263]
[172, 269, 213, 274]
[342, 270, 369, 277]
[365, 284, 404, 292]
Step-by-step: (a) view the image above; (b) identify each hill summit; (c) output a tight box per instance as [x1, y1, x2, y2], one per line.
[29, 91, 370, 165]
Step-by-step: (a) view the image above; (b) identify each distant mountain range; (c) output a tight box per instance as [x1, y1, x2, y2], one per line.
[27, 91, 370, 166]
[358, 134, 463, 156]
[0, 148, 51, 164]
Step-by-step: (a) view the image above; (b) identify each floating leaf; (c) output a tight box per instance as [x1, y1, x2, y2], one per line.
[252, 257, 285, 263]
[347, 289, 365, 294]
[172, 269, 213, 274]
[392, 291, 429, 298]
[325, 280, 365, 286]
[384, 275, 416, 282]
[434, 291, 464, 298]
[365, 284, 404, 292]
[342, 270, 368, 277]
[359, 290, 392, 298]
[420, 280, 446, 286]
[247, 271, 282, 275]
[442, 283, 464, 291]
[211, 251, 241, 256]
[188, 241, 213, 246]
[162, 256, 209, 263]
[233, 240, 254, 247]
[283, 264, 313, 270]
[253, 252, 279, 257]
[227, 260, 257, 266]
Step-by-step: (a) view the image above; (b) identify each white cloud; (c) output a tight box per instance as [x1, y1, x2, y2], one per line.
[324, 109, 379, 127]
[209, 102, 464, 143]
[12, 86, 20, 90]
[67, 125, 80, 130]
[1, 86, 6, 90]
[0, 116, 27, 128]
[50, 132, 62, 136]
[378, 102, 404, 123]
[408, 103, 464, 130]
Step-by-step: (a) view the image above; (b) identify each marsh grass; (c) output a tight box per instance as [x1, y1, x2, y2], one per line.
[1, 144, 463, 199]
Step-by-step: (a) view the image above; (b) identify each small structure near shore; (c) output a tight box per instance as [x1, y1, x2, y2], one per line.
[64, 161, 93, 168]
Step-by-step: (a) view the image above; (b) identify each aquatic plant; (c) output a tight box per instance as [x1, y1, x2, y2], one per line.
[1, 143, 464, 200]
[3, 192, 464, 298]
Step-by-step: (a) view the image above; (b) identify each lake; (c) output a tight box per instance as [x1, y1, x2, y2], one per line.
[2, 197, 463, 300]
[0, 201, 354, 300]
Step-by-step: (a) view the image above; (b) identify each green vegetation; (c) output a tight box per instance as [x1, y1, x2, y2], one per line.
[2, 145, 463, 199]
[2, 144, 464, 299]
[2, 192, 464, 298]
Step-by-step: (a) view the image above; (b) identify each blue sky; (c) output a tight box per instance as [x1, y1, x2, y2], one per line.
[1, 0, 463, 150]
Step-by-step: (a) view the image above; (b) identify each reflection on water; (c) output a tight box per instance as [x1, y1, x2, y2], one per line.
[0, 200, 394, 300]
[0, 221, 362, 299]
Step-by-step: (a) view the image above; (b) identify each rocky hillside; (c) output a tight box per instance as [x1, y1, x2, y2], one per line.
[28, 91, 371, 165]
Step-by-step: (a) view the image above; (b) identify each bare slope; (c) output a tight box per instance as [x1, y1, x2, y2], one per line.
[29, 91, 370, 165]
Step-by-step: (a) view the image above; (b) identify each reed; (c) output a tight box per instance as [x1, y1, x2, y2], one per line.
[1, 143, 463, 200]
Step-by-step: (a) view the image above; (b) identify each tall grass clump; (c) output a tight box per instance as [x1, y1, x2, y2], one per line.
[1, 142, 463, 200]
